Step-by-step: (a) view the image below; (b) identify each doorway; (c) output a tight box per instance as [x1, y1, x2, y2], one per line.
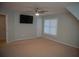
[0, 14, 6, 47]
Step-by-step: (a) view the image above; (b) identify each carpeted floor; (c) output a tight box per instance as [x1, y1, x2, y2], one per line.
[0, 37, 79, 57]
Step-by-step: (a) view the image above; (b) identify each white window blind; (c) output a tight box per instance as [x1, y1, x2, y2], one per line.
[44, 19, 58, 35]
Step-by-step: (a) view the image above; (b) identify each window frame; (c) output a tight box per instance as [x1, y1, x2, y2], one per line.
[43, 18, 58, 36]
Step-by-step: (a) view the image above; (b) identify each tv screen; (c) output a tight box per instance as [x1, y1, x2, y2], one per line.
[20, 15, 33, 24]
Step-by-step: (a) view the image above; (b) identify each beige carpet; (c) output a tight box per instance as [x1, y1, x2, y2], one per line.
[0, 37, 79, 57]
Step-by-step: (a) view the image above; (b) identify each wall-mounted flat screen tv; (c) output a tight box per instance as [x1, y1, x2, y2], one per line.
[20, 14, 33, 24]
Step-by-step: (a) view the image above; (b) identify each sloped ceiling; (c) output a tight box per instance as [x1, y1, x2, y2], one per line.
[66, 3, 79, 20]
[0, 2, 71, 15]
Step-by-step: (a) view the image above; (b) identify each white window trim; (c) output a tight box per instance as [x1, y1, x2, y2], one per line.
[43, 18, 58, 36]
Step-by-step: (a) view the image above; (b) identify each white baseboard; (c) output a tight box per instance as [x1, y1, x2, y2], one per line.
[7, 35, 79, 48]
[43, 36, 79, 48]
[7, 36, 38, 43]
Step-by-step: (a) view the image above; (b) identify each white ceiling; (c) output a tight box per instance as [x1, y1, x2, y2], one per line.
[0, 2, 72, 15]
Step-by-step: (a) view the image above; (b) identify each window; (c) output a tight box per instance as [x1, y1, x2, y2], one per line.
[44, 19, 58, 35]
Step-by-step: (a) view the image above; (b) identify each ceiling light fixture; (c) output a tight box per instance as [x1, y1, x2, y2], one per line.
[35, 12, 39, 16]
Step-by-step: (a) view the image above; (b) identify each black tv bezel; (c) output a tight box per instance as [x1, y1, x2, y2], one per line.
[20, 14, 33, 24]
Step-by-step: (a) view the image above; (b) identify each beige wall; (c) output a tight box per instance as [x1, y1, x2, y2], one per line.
[0, 8, 40, 42]
[43, 11, 79, 48]
[0, 8, 15, 42]
[35, 16, 43, 37]
[14, 13, 38, 41]
[57, 11, 79, 47]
